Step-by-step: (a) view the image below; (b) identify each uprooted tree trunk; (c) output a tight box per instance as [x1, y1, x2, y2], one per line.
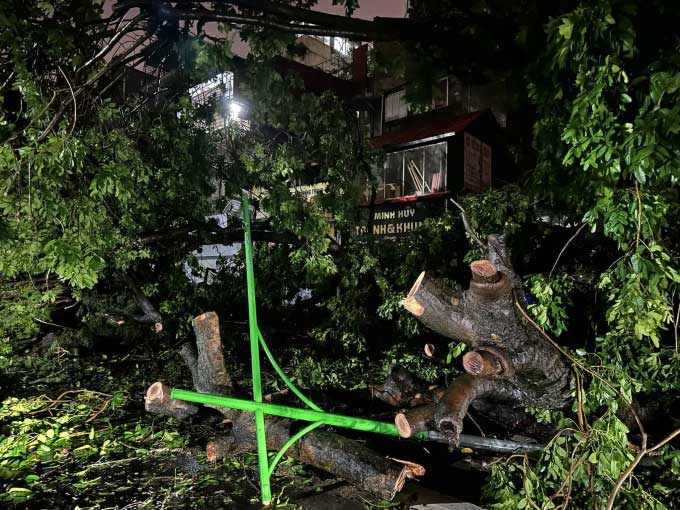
[398, 235, 573, 445]
[145, 312, 424, 500]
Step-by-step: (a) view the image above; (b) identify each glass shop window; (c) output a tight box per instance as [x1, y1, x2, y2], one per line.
[403, 149, 423, 196]
[376, 142, 447, 200]
[423, 142, 447, 193]
[384, 152, 403, 198]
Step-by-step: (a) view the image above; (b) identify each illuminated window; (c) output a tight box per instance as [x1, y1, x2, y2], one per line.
[379, 142, 447, 199]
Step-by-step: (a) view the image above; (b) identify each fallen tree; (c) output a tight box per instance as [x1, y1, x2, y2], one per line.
[144, 311, 424, 500]
[398, 235, 573, 444]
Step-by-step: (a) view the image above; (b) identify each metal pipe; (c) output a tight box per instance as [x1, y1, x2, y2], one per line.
[242, 194, 271, 505]
[169, 388, 544, 454]
[171, 388, 404, 436]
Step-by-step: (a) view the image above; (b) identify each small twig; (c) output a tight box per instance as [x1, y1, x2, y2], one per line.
[0, 70, 14, 91]
[85, 399, 111, 423]
[57, 66, 77, 136]
[605, 427, 680, 510]
[28, 389, 113, 415]
[549, 223, 587, 279]
[673, 299, 679, 353]
[574, 370, 587, 432]
[449, 198, 486, 252]
[634, 182, 642, 248]
[76, 14, 144, 75]
[33, 317, 75, 329]
[550, 441, 583, 509]
[522, 454, 543, 510]
[465, 410, 486, 437]
[31, 368, 67, 384]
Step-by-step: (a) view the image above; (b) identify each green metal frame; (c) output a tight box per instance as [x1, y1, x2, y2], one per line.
[170, 193, 418, 506]
[170, 193, 541, 506]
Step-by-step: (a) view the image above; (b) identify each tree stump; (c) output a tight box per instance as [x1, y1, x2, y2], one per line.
[399, 235, 573, 444]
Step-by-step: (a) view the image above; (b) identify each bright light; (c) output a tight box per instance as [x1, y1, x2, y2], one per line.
[229, 101, 242, 120]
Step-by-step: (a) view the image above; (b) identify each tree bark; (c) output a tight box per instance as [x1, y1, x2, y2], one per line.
[206, 414, 424, 500]
[400, 234, 573, 445]
[146, 311, 424, 500]
[395, 404, 435, 439]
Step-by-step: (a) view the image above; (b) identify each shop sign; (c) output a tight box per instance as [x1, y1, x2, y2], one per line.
[354, 200, 444, 238]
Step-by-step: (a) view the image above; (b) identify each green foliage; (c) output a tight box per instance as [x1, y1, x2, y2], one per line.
[485, 1, 680, 508]
[0, 283, 54, 339]
[306, 211, 467, 357]
[526, 274, 574, 337]
[0, 361, 188, 505]
[531, 0, 680, 381]
[461, 185, 531, 260]
[291, 353, 369, 390]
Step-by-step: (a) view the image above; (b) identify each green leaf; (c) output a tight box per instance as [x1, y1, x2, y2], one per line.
[558, 18, 573, 39]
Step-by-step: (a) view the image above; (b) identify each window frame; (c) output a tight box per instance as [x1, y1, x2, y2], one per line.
[383, 89, 408, 123]
[379, 141, 448, 200]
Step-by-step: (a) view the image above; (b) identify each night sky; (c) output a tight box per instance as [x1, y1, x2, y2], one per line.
[316, 0, 407, 19]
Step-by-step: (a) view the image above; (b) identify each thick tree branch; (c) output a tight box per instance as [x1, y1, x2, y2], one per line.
[147, 311, 424, 500]
[124, 0, 414, 41]
[77, 14, 146, 75]
[119, 272, 162, 330]
[140, 222, 298, 248]
[402, 271, 476, 346]
[433, 374, 498, 445]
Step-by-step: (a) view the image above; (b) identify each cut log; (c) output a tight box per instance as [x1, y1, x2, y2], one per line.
[462, 347, 513, 377]
[146, 312, 424, 500]
[206, 436, 234, 462]
[191, 312, 231, 392]
[395, 404, 435, 438]
[144, 382, 199, 420]
[470, 260, 499, 283]
[402, 272, 476, 346]
[207, 413, 424, 500]
[400, 235, 574, 445]
[424, 343, 436, 358]
[433, 375, 498, 445]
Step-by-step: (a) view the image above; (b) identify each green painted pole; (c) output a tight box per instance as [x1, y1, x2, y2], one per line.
[241, 194, 272, 505]
[170, 388, 418, 437]
[170, 389, 545, 454]
[169, 193, 544, 506]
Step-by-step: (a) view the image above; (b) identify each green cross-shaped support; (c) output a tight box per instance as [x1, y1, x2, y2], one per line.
[170, 193, 542, 506]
